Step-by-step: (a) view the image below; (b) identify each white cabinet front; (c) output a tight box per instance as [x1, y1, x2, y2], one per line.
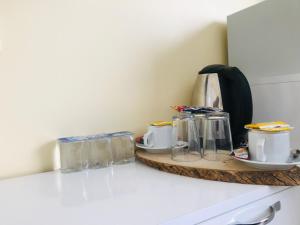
[200, 187, 300, 225]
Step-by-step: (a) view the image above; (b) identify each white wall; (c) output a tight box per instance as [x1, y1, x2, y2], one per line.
[0, 0, 261, 178]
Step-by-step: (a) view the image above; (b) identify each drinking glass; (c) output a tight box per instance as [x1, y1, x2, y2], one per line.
[203, 112, 233, 161]
[88, 134, 112, 169]
[58, 136, 88, 173]
[194, 113, 206, 156]
[111, 131, 135, 164]
[171, 113, 201, 162]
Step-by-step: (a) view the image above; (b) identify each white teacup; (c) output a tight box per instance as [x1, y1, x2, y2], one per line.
[143, 125, 173, 148]
[248, 130, 290, 163]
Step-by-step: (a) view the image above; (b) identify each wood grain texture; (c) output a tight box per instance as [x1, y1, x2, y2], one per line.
[136, 150, 300, 186]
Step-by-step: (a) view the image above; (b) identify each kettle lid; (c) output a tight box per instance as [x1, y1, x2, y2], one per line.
[198, 64, 227, 74]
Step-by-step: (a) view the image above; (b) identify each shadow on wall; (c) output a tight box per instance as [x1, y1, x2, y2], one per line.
[39, 22, 228, 172]
[143, 22, 228, 120]
[37, 141, 57, 172]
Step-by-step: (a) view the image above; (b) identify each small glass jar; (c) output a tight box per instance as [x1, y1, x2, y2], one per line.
[111, 131, 135, 164]
[58, 136, 88, 173]
[87, 134, 112, 169]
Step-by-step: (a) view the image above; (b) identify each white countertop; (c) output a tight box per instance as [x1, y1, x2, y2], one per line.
[0, 162, 287, 225]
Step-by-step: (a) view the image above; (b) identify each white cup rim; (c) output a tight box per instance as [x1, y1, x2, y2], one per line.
[248, 129, 290, 134]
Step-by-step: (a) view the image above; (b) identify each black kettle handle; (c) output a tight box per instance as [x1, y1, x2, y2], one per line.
[220, 66, 253, 148]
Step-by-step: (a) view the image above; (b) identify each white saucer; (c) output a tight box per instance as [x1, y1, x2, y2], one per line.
[136, 143, 171, 154]
[233, 157, 300, 170]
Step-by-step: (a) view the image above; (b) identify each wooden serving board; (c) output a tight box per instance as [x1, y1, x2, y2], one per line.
[136, 150, 300, 186]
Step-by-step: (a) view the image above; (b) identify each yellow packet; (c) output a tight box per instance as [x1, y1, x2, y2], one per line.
[245, 121, 293, 132]
[245, 121, 288, 129]
[260, 127, 293, 132]
[150, 121, 172, 126]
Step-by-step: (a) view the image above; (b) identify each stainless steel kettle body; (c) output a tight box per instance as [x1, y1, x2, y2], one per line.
[191, 64, 253, 148]
[191, 73, 223, 109]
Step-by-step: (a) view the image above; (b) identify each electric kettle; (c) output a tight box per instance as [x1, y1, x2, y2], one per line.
[191, 64, 253, 148]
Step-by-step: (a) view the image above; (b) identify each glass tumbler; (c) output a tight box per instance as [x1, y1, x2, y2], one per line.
[88, 134, 112, 169]
[171, 113, 201, 162]
[203, 112, 233, 161]
[111, 131, 135, 164]
[58, 136, 88, 173]
[194, 113, 206, 156]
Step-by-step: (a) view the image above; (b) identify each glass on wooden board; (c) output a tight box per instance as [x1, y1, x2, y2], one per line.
[203, 112, 233, 161]
[171, 113, 201, 162]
